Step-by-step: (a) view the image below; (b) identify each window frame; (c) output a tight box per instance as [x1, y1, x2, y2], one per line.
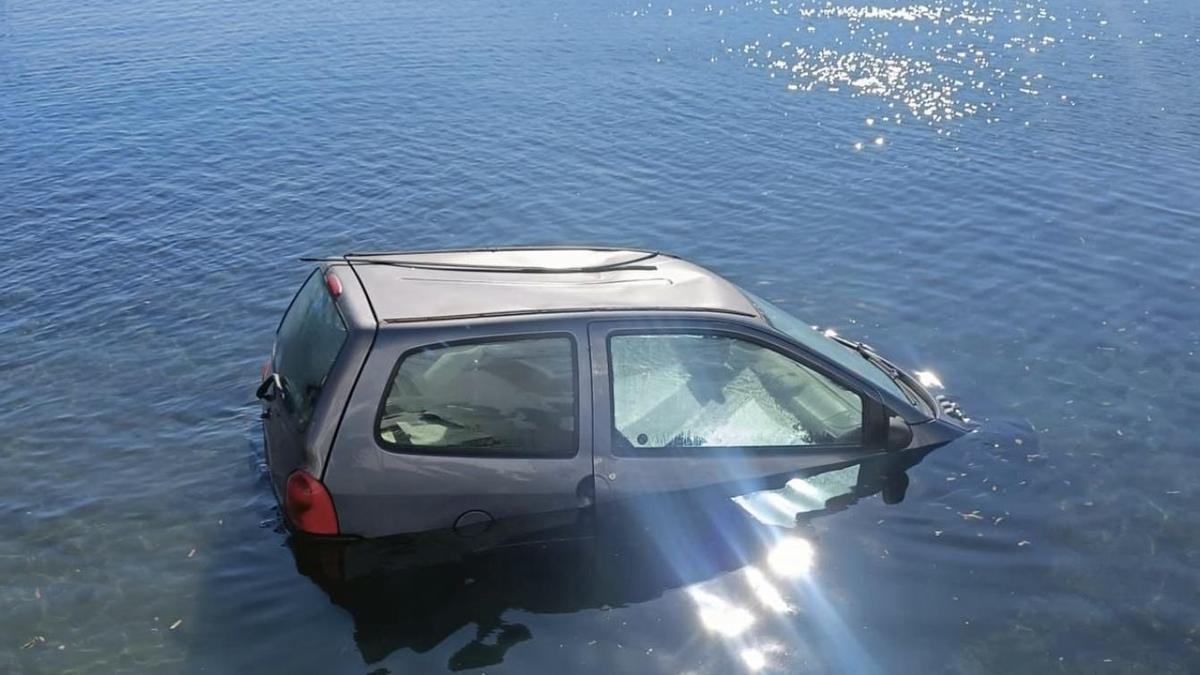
[604, 327, 870, 458]
[372, 332, 582, 459]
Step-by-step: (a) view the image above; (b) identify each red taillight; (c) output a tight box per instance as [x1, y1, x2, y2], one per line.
[285, 470, 339, 535]
[325, 271, 343, 298]
[260, 359, 271, 380]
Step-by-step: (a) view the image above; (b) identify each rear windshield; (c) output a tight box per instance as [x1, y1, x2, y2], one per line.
[273, 270, 348, 430]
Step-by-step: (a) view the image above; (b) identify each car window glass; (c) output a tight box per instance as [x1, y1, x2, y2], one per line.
[741, 290, 909, 401]
[609, 333, 862, 450]
[274, 270, 347, 431]
[378, 337, 577, 457]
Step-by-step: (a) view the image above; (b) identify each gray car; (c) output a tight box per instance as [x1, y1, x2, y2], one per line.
[258, 247, 970, 539]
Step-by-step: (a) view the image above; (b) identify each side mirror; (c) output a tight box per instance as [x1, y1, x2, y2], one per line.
[886, 415, 913, 451]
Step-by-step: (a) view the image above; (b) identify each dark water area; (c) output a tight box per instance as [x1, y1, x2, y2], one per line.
[2, 0, 1199, 672]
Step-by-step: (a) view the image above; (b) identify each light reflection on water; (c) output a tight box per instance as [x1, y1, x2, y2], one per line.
[677, 469, 876, 672]
[765, 537, 816, 577]
[632, 0, 1086, 128]
[683, 527, 872, 674]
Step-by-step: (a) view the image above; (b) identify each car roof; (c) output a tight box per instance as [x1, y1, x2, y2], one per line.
[339, 247, 762, 324]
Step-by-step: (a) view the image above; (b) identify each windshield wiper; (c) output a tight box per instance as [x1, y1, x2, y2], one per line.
[826, 334, 919, 405]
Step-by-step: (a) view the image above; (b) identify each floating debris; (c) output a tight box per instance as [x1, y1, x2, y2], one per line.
[169, 619, 183, 630]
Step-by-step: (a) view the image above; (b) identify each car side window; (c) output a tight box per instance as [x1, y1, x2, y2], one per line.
[377, 336, 578, 457]
[609, 333, 863, 452]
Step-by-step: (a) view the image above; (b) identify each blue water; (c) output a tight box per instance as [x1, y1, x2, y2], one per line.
[2, 0, 1199, 672]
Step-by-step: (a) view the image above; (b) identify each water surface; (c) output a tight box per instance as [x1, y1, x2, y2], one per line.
[2, 0, 1199, 672]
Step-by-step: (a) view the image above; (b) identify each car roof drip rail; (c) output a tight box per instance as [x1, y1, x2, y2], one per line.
[300, 248, 662, 275]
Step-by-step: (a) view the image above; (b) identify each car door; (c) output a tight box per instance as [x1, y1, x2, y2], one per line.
[324, 321, 595, 539]
[588, 318, 889, 503]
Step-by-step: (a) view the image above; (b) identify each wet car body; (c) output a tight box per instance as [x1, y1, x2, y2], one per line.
[258, 247, 970, 540]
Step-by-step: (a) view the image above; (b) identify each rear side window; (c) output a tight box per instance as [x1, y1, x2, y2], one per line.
[273, 270, 348, 431]
[377, 336, 577, 457]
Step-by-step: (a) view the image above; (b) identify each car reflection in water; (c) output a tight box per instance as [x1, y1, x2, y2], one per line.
[289, 447, 938, 672]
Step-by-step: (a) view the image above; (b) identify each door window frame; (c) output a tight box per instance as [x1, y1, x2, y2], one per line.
[592, 319, 888, 458]
[372, 332, 582, 459]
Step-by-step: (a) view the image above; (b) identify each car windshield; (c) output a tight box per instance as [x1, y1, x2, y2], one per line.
[742, 291, 911, 402]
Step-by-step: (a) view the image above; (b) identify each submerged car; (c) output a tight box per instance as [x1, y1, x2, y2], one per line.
[289, 449, 939, 669]
[258, 247, 970, 539]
